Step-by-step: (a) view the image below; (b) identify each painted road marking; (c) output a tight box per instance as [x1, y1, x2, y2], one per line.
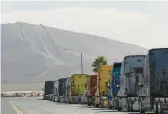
[11, 104, 23, 114]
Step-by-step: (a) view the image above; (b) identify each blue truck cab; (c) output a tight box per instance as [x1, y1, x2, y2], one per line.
[108, 63, 122, 109]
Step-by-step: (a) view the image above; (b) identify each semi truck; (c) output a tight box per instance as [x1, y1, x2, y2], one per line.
[138, 48, 168, 114]
[66, 77, 72, 103]
[87, 75, 97, 106]
[94, 65, 113, 108]
[69, 74, 89, 104]
[58, 78, 67, 103]
[43, 81, 54, 100]
[117, 55, 146, 111]
[108, 62, 122, 109]
[53, 80, 59, 102]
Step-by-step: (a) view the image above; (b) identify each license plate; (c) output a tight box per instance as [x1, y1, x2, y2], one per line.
[161, 103, 168, 108]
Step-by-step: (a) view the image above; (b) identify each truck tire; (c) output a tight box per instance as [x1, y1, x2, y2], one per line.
[118, 107, 122, 111]
[92, 99, 95, 106]
[100, 99, 104, 108]
[127, 98, 130, 112]
[128, 99, 133, 112]
[88, 102, 91, 106]
[95, 104, 99, 108]
[108, 104, 113, 109]
[117, 97, 122, 111]
[154, 98, 158, 114]
[113, 98, 120, 110]
[126, 98, 133, 112]
[139, 100, 145, 114]
[158, 98, 165, 114]
[87, 97, 92, 106]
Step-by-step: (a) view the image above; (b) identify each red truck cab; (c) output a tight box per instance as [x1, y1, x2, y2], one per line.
[87, 75, 97, 106]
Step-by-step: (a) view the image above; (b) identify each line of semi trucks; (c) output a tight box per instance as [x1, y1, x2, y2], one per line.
[42, 48, 168, 114]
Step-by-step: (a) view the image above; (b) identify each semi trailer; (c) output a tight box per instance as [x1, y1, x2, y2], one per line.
[94, 65, 112, 108]
[43, 81, 54, 100]
[108, 62, 122, 109]
[117, 55, 146, 111]
[138, 48, 168, 114]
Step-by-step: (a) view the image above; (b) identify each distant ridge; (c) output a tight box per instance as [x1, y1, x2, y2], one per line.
[1, 22, 147, 91]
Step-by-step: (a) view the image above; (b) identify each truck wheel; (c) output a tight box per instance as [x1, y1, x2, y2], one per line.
[92, 100, 95, 106]
[154, 98, 158, 114]
[140, 108, 145, 114]
[95, 104, 99, 108]
[158, 98, 164, 114]
[88, 103, 91, 106]
[87, 98, 91, 106]
[100, 99, 104, 108]
[108, 104, 113, 109]
[139, 100, 145, 114]
[127, 98, 132, 112]
[87, 100, 91, 106]
[129, 99, 133, 112]
[127, 98, 130, 112]
[118, 107, 122, 111]
[114, 98, 120, 110]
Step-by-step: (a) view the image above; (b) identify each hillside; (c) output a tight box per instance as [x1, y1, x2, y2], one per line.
[1, 22, 147, 91]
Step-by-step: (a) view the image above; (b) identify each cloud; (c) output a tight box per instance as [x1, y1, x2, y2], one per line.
[1, 8, 168, 48]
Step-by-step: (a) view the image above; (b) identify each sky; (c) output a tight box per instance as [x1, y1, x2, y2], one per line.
[1, 1, 168, 49]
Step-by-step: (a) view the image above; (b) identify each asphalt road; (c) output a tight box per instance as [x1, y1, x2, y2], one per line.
[1, 97, 152, 114]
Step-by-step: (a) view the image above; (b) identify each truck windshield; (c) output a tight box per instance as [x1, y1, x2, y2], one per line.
[112, 63, 121, 78]
[45, 82, 54, 94]
[149, 49, 168, 74]
[124, 56, 145, 74]
[113, 67, 121, 77]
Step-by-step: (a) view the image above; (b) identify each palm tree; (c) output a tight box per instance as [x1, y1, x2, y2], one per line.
[92, 56, 107, 73]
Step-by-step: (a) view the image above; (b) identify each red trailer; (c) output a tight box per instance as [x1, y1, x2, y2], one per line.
[87, 75, 97, 106]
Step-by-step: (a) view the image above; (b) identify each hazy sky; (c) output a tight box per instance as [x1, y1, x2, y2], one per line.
[2, 1, 168, 49]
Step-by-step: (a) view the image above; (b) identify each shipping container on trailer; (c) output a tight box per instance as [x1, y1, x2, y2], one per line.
[108, 63, 122, 109]
[87, 75, 97, 106]
[53, 80, 59, 102]
[58, 78, 67, 103]
[138, 48, 168, 114]
[94, 65, 113, 108]
[43, 81, 54, 100]
[117, 55, 146, 112]
[70, 74, 89, 104]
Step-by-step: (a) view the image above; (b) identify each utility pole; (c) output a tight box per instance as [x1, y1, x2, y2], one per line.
[64, 48, 84, 74]
[80, 53, 83, 74]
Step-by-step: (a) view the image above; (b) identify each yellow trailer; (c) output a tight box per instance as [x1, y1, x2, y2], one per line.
[69, 74, 89, 104]
[94, 65, 113, 108]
